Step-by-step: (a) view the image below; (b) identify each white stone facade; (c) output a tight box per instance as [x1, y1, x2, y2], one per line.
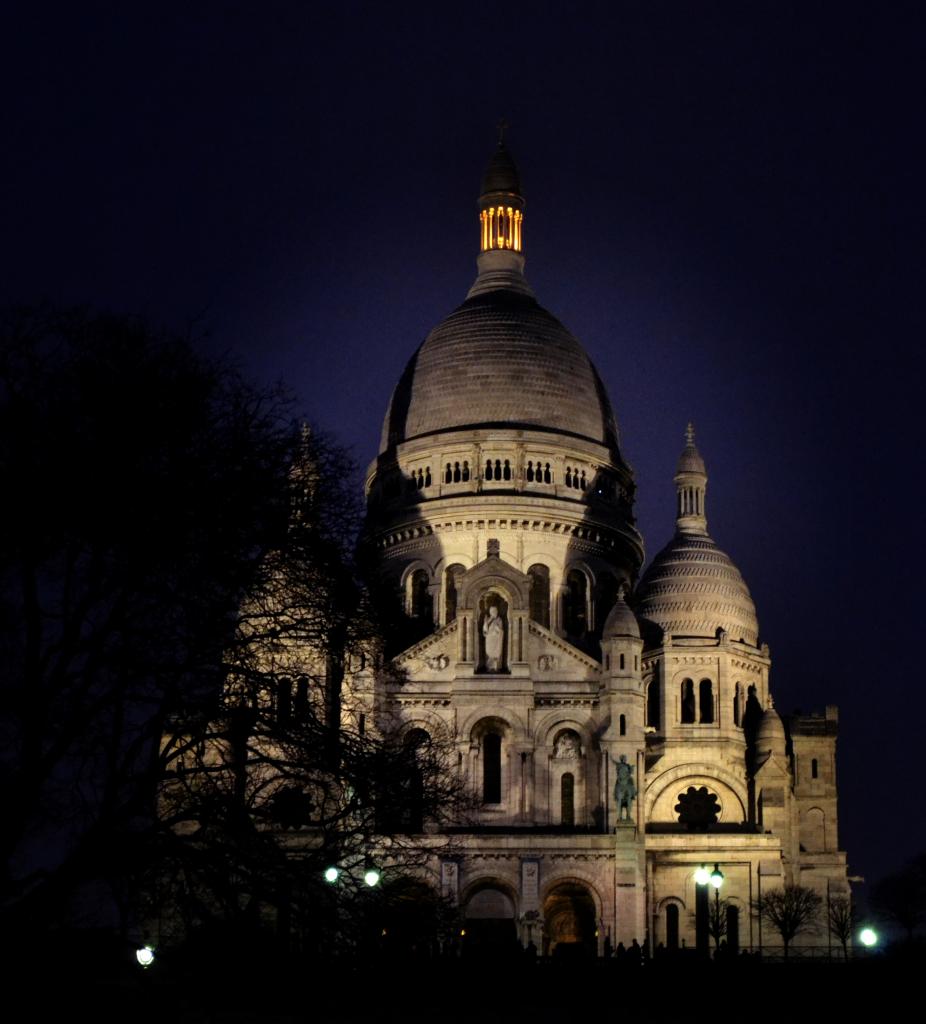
[353, 140, 849, 955]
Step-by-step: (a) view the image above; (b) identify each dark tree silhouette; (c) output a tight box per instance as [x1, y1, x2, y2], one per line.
[754, 884, 822, 957]
[827, 894, 854, 958]
[152, 420, 468, 960]
[0, 306, 299, 941]
[707, 895, 730, 950]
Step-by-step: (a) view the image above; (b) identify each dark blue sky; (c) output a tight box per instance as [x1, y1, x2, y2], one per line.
[4, 2, 924, 888]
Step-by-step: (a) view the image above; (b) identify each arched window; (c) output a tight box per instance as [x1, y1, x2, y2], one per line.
[528, 564, 550, 627]
[619, 714, 626, 736]
[503, 459, 511, 481]
[646, 679, 660, 729]
[727, 905, 740, 954]
[681, 679, 696, 724]
[445, 463, 452, 484]
[565, 468, 573, 488]
[580, 470, 587, 489]
[410, 569, 432, 622]
[699, 679, 714, 723]
[453, 461, 461, 482]
[424, 467, 431, 487]
[462, 460, 470, 482]
[294, 675, 308, 718]
[804, 807, 826, 851]
[485, 460, 493, 480]
[619, 653, 625, 670]
[544, 463, 552, 484]
[526, 460, 535, 482]
[277, 676, 292, 725]
[561, 772, 575, 827]
[494, 458, 502, 479]
[401, 729, 430, 832]
[666, 903, 679, 950]
[811, 758, 819, 779]
[445, 563, 465, 624]
[733, 682, 742, 727]
[483, 732, 502, 803]
[563, 569, 588, 639]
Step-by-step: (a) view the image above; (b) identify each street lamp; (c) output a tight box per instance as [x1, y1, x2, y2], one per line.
[709, 864, 725, 953]
[135, 945, 155, 968]
[859, 927, 878, 948]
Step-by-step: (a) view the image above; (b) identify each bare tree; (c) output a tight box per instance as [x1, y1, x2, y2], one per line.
[827, 894, 854, 958]
[754, 885, 822, 958]
[707, 895, 730, 950]
[0, 306, 299, 944]
[153, 429, 470, 959]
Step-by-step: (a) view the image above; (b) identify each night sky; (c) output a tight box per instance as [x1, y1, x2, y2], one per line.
[4, 2, 924, 890]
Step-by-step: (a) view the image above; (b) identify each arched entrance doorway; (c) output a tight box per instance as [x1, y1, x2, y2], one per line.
[377, 879, 446, 960]
[543, 882, 597, 957]
[462, 885, 518, 958]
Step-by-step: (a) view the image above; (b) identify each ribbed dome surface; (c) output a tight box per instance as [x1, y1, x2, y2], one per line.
[635, 533, 759, 645]
[380, 289, 619, 452]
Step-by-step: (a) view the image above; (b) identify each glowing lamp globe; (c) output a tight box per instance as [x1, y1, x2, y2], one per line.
[859, 927, 878, 947]
[135, 945, 155, 968]
[693, 866, 710, 885]
[364, 868, 381, 887]
[324, 866, 340, 884]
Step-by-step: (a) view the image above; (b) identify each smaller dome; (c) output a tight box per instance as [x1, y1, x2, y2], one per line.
[603, 588, 640, 639]
[480, 142, 521, 198]
[636, 533, 759, 646]
[756, 704, 787, 756]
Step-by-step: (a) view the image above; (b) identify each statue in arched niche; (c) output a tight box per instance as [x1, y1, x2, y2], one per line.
[554, 731, 580, 759]
[478, 592, 508, 673]
[483, 606, 504, 671]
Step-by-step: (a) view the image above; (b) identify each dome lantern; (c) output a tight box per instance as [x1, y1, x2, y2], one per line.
[674, 423, 708, 536]
[478, 121, 524, 257]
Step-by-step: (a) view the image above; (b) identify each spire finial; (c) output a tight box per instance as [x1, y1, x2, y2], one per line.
[685, 422, 696, 447]
[497, 118, 508, 147]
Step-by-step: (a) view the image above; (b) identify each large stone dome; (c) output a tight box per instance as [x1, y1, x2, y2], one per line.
[380, 287, 620, 453]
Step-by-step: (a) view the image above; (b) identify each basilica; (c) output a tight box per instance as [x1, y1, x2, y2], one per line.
[352, 138, 849, 955]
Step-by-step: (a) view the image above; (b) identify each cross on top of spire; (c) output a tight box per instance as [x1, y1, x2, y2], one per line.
[497, 118, 508, 147]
